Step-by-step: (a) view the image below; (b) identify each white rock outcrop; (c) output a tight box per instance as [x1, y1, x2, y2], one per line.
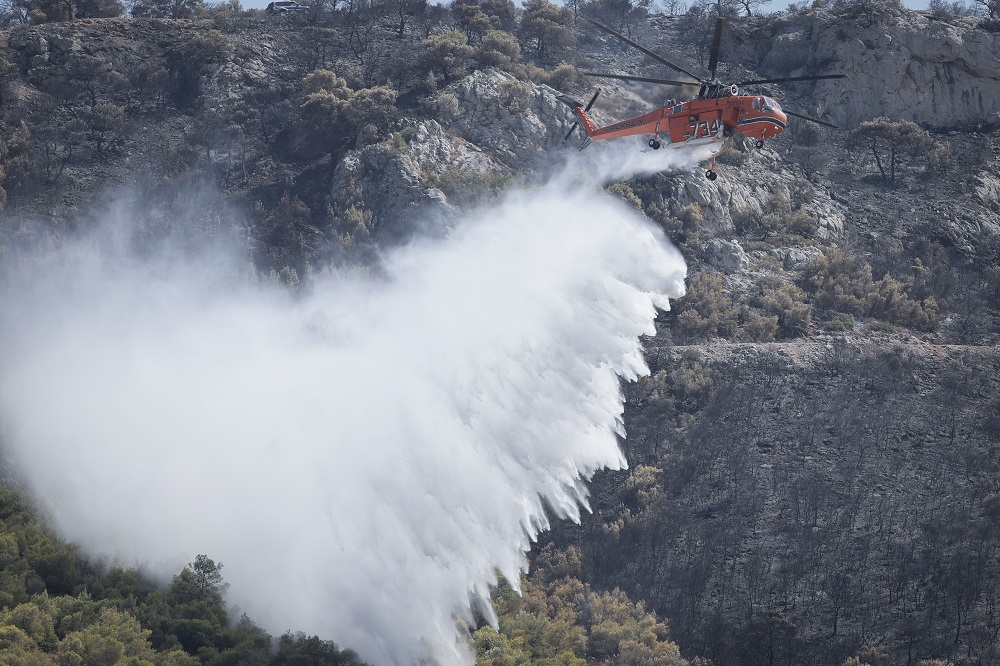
[756, 10, 1000, 130]
[329, 69, 573, 239]
[330, 119, 509, 239]
[434, 68, 572, 167]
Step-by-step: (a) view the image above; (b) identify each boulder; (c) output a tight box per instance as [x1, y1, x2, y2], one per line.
[769, 245, 824, 269]
[703, 238, 750, 274]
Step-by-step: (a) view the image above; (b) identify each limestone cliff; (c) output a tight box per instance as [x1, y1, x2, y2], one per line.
[753, 8, 1000, 129]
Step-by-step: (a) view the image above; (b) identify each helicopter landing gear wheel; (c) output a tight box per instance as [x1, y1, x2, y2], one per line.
[705, 170, 718, 181]
[755, 140, 765, 149]
[648, 138, 661, 150]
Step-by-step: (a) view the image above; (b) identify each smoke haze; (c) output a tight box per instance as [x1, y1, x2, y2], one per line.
[0, 144, 689, 665]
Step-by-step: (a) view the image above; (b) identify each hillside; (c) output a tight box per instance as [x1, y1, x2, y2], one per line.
[549, 338, 1000, 666]
[0, 1, 998, 665]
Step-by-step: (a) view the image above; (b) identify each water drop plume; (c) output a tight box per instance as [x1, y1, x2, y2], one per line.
[0, 169, 686, 665]
[561, 136, 716, 184]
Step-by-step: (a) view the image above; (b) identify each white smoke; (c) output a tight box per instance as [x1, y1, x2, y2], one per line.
[0, 147, 688, 665]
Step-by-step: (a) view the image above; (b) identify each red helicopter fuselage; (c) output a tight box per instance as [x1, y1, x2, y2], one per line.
[571, 92, 788, 149]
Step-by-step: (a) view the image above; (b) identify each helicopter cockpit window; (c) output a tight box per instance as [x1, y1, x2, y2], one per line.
[752, 97, 762, 111]
[770, 98, 783, 113]
[760, 98, 774, 113]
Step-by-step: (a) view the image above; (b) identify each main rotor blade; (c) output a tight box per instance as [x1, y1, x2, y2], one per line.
[583, 17, 703, 83]
[737, 74, 848, 86]
[582, 71, 699, 87]
[784, 109, 840, 129]
[707, 16, 725, 81]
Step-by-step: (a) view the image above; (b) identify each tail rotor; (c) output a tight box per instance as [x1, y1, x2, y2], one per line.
[562, 89, 602, 141]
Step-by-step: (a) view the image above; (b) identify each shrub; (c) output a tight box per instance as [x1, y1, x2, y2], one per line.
[925, 143, 952, 176]
[545, 63, 577, 89]
[928, 0, 984, 16]
[300, 71, 398, 150]
[745, 313, 779, 341]
[303, 69, 349, 97]
[744, 194, 819, 238]
[133, 0, 204, 17]
[341, 86, 399, 133]
[419, 31, 474, 82]
[497, 80, 533, 113]
[675, 203, 704, 231]
[667, 351, 715, 414]
[753, 277, 812, 338]
[520, 63, 578, 89]
[673, 271, 739, 341]
[868, 319, 897, 332]
[389, 127, 417, 153]
[188, 30, 232, 63]
[822, 312, 855, 332]
[801, 247, 876, 316]
[831, 0, 904, 25]
[473, 30, 521, 70]
[426, 166, 515, 208]
[801, 248, 939, 331]
[605, 183, 643, 212]
[870, 276, 940, 331]
[786, 210, 819, 237]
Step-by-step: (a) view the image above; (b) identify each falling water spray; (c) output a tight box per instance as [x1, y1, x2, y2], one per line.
[0, 142, 694, 665]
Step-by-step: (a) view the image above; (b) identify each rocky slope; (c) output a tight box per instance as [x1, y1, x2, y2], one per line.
[545, 337, 1000, 666]
[0, 5, 999, 666]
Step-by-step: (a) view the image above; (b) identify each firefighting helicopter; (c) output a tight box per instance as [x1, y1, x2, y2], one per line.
[559, 16, 846, 180]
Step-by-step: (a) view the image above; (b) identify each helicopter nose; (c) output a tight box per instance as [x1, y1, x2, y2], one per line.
[775, 109, 788, 131]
